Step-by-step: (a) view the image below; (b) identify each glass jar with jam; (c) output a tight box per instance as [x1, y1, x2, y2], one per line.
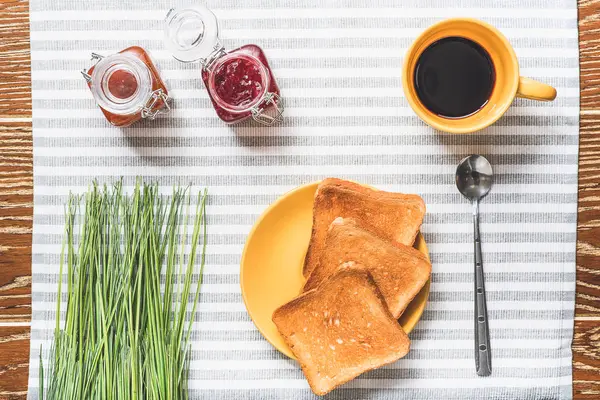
[82, 46, 171, 127]
[164, 6, 283, 126]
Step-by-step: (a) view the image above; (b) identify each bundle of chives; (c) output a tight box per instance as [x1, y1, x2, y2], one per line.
[39, 181, 207, 400]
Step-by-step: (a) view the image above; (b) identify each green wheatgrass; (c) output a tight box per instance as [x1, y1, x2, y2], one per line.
[39, 181, 208, 400]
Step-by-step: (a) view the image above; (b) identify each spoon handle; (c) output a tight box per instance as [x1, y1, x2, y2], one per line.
[473, 200, 492, 376]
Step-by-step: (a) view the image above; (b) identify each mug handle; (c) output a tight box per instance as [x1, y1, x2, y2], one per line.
[516, 77, 557, 101]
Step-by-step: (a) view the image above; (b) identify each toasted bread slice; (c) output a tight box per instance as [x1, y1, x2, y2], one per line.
[272, 267, 410, 396]
[303, 178, 426, 277]
[304, 218, 431, 318]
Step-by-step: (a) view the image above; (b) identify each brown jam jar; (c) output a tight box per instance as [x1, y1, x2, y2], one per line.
[82, 46, 171, 127]
[164, 6, 283, 126]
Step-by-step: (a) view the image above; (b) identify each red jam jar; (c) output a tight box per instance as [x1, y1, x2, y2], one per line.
[164, 6, 283, 126]
[82, 46, 171, 127]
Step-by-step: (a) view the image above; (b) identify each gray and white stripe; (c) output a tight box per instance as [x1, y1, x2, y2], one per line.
[27, 0, 578, 399]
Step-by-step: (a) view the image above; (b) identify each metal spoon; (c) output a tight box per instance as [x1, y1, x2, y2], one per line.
[455, 154, 493, 377]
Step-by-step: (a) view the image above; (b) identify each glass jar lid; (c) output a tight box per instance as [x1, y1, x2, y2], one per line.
[164, 5, 223, 65]
[88, 53, 153, 116]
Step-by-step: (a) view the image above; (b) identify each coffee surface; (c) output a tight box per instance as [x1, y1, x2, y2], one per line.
[414, 37, 495, 118]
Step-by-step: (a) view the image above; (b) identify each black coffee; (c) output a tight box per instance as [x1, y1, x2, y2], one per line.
[414, 37, 495, 118]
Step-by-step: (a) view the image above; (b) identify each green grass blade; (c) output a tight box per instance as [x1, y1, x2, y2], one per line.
[41, 181, 208, 400]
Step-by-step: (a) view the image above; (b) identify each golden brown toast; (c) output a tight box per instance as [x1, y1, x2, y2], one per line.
[303, 178, 426, 277]
[272, 267, 410, 396]
[304, 218, 431, 318]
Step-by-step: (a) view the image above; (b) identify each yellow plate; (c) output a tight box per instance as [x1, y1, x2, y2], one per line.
[240, 181, 431, 359]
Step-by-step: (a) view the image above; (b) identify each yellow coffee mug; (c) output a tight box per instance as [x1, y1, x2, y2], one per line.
[402, 18, 557, 134]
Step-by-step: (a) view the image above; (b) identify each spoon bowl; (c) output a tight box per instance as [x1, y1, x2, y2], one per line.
[456, 155, 493, 201]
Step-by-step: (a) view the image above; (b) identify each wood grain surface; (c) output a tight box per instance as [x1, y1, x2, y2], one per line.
[0, 0, 599, 398]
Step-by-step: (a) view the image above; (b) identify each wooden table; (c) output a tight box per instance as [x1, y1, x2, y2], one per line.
[1, 0, 599, 398]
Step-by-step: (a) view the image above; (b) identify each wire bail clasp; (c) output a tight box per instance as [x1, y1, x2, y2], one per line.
[81, 53, 105, 83]
[251, 92, 284, 126]
[141, 89, 171, 120]
[201, 41, 226, 72]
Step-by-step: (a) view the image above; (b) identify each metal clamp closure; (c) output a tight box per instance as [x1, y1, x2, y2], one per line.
[251, 92, 284, 126]
[201, 41, 226, 72]
[81, 53, 104, 83]
[141, 89, 171, 119]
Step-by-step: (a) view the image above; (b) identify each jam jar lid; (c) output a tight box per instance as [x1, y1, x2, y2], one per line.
[82, 52, 171, 119]
[86, 53, 154, 116]
[164, 5, 223, 66]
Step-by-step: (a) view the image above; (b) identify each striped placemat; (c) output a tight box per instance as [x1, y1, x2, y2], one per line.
[27, 0, 579, 399]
